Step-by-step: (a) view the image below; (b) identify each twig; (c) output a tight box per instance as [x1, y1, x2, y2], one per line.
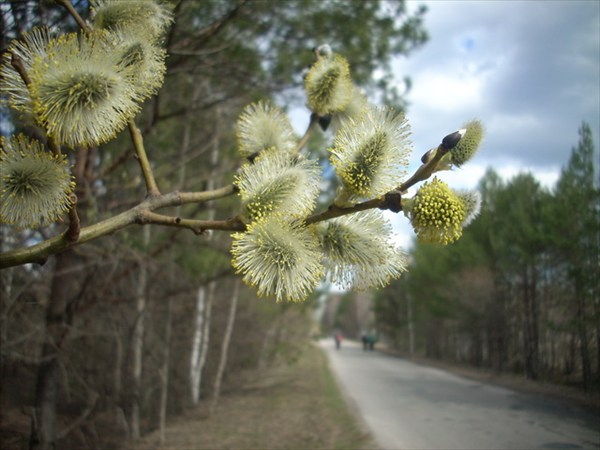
[10, 52, 31, 86]
[178, 184, 237, 204]
[295, 113, 318, 154]
[128, 121, 161, 197]
[396, 130, 461, 193]
[304, 192, 402, 225]
[138, 211, 245, 234]
[56, 392, 99, 440]
[65, 194, 81, 242]
[54, 0, 90, 32]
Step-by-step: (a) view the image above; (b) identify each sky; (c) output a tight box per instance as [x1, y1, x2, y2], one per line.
[398, 0, 599, 183]
[385, 0, 600, 248]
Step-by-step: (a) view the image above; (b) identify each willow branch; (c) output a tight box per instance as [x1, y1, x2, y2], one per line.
[0, 185, 239, 269]
[10, 53, 31, 86]
[397, 128, 462, 192]
[304, 192, 402, 226]
[138, 211, 245, 235]
[65, 194, 81, 241]
[128, 121, 161, 197]
[178, 184, 237, 204]
[295, 113, 318, 154]
[55, 0, 90, 32]
[304, 139, 454, 226]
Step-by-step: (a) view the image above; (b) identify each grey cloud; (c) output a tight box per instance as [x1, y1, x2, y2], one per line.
[401, 0, 599, 173]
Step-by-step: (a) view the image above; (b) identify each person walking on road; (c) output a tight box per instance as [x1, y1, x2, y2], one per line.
[361, 332, 369, 350]
[334, 332, 343, 350]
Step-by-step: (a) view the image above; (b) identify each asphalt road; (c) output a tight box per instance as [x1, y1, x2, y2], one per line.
[321, 339, 599, 450]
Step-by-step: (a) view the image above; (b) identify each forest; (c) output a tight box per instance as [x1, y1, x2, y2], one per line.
[374, 122, 600, 392]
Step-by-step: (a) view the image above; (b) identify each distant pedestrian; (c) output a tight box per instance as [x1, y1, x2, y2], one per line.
[334, 332, 343, 350]
[361, 332, 368, 350]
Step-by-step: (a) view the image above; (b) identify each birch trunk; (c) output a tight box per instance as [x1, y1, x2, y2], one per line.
[189, 287, 206, 405]
[197, 281, 216, 400]
[189, 105, 220, 405]
[210, 280, 240, 414]
[189, 281, 216, 404]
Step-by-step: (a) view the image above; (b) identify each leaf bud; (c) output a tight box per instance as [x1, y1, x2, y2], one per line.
[441, 129, 464, 150]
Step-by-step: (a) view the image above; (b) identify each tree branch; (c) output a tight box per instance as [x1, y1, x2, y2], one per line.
[295, 113, 318, 154]
[128, 121, 161, 197]
[304, 191, 402, 225]
[54, 0, 90, 32]
[56, 392, 99, 440]
[397, 142, 451, 193]
[138, 211, 245, 235]
[10, 52, 31, 86]
[65, 194, 81, 242]
[0, 186, 239, 269]
[178, 184, 237, 204]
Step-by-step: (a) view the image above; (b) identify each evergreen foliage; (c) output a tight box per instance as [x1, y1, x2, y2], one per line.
[375, 122, 600, 389]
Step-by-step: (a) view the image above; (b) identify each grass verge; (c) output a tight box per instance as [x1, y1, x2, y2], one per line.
[125, 342, 377, 450]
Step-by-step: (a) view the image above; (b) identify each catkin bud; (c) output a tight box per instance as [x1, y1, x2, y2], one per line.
[0, 134, 75, 229]
[451, 120, 483, 166]
[304, 53, 353, 116]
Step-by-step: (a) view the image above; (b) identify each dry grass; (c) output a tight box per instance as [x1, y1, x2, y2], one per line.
[125, 342, 377, 450]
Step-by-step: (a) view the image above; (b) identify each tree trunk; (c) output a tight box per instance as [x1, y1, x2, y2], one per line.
[111, 319, 129, 438]
[31, 250, 79, 450]
[159, 297, 173, 443]
[522, 264, 539, 380]
[189, 286, 206, 405]
[131, 226, 151, 440]
[210, 280, 240, 414]
[198, 281, 215, 397]
[189, 280, 216, 404]
[189, 103, 221, 406]
[575, 278, 591, 390]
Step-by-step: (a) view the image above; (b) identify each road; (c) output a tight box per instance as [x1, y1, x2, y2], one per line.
[321, 339, 599, 450]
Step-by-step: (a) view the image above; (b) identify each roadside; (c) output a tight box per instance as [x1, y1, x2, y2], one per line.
[378, 345, 600, 413]
[121, 339, 597, 450]
[124, 341, 377, 450]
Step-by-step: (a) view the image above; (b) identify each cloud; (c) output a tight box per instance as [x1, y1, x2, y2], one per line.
[401, 0, 600, 176]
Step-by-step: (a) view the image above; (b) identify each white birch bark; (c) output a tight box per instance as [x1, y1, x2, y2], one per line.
[189, 106, 220, 405]
[189, 281, 216, 404]
[195, 281, 216, 402]
[189, 286, 206, 405]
